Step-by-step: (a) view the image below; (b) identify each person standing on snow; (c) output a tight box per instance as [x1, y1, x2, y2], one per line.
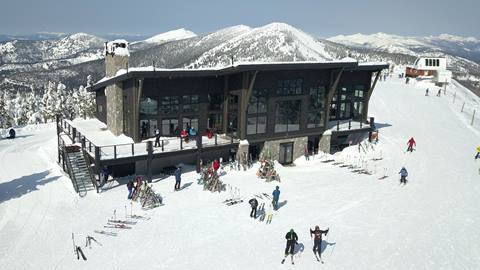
[407, 137, 416, 152]
[174, 166, 182, 191]
[248, 198, 258, 218]
[399, 167, 408, 184]
[310, 226, 329, 261]
[282, 229, 298, 264]
[213, 159, 220, 172]
[425, 88, 429, 96]
[127, 180, 134, 199]
[272, 186, 280, 210]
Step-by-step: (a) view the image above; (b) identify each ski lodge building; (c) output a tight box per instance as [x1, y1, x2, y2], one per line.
[405, 56, 452, 85]
[56, 40, 387, 194]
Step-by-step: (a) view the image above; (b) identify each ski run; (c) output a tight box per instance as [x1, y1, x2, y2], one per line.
[1, 69, 480, 269]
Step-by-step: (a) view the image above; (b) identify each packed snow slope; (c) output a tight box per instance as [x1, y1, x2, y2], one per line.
[0, 74, 479, 270]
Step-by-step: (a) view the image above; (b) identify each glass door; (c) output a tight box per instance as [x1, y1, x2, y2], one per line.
[279, 142, 294, 165]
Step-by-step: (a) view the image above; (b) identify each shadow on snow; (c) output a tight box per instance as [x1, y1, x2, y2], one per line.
[0, 170, 60, 204]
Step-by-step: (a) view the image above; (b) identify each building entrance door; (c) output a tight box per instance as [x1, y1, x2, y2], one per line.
[279, 142, 294, 165]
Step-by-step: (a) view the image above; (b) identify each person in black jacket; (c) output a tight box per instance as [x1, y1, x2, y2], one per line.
[127, 180, 134, 199]
[310, 226, 329, 260]
[282, 229, 298, 264]
[248, 198, 258, 218]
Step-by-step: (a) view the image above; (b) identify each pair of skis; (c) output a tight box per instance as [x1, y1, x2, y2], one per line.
[72, 233, 87, 261]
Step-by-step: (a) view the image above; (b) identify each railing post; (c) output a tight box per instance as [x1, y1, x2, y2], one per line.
[131, 144, 134, 156]
[56, 114, 61, 164]
[147, 141, 153, 182]
[94, 146, 101, 183]
[161, 140, 164, 151]
[337, 121, 340, 131]
[89, 141, 92, 153]
[81, 137, 86, 149]
[114, 145, 117, 159]
[360, 121, 363, 128]
[215, 134, 218, 145]
[180, 137, 183, 150]
[348, 120, 351, 130]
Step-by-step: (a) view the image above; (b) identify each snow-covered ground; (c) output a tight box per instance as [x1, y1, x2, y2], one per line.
[1, 73, 479, 270]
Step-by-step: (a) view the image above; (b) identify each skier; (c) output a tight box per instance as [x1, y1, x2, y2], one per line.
[154, 127, 160, 147]
[425, 88, 429, 96]
[282, 229, 298, 264]
[437, 89, 441, 97]
[174, 165, 182, 191]
[407, 137, 416, 152]
[248, 198, 258, 218]
[213, 159, 220, 172]
[399, 167, 408, 184]
[475, 146, 480, 159]
[272, 186, 280, 210]
[127, 180, 134, 199]
[310, 226, 329, 262]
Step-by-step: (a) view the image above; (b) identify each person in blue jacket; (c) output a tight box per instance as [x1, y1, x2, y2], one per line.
[174, 166, 182, 191]
[272, 186, 280, 210]
[399, 167, 408, 184]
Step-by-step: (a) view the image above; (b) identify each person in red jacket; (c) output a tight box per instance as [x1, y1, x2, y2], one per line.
[407, 137, 416, 152]
[213, 159, 220, 171]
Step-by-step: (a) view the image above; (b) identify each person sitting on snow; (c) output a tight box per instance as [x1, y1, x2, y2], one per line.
[399, 167, 408, 184]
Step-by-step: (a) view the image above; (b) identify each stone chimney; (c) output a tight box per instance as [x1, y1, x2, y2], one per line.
[104, 40, 129, 136]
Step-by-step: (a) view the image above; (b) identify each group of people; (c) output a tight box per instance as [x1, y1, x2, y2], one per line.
[281, 226, 329, 264]
[425, 88, 443, 97]
[248, 186, 281, 219]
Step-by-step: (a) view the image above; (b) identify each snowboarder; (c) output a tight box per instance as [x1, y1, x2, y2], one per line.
[437, 89, 441, 97]
[310, 226, 329, 262]
[154, 127, 160, 147]
[399, 167, 408, 184]
[248, 198, 258, 218]
[475, 146, 480, 159]
[282, 229, 298, 264]
[272, 186, 280, 210]
[174, 165, 182, 191]
[8, 128, 15, 139]
[407, 137, 416, 152]
[425, 88, 429, 96]
[213, 159, 220, 172]
[127, 180, 134, 199]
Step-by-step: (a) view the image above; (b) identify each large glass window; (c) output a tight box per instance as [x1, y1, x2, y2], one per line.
[182, 95, 199, 113]
[161, 118, 178, 136]
[140, 97, 158, 116]
[208, 94, 223, 111]
[307, 86, 325, 128]
[277, 79, 303, 96]
[247, 89, 267, 135]
[160, 96, 178, 115]
[275, 100, 301, 133]
[207, 114, 223, 131]
[182, 117, 198, 131]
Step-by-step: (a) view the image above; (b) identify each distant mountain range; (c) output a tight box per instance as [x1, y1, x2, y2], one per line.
[1, 23, 479, 96]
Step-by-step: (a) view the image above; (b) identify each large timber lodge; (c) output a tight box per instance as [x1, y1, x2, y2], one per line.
[56, 40, 387, 190]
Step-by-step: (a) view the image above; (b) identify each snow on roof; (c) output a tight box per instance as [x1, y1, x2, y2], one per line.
[67, 118, 134, 146]
[105, 39, 129, 57]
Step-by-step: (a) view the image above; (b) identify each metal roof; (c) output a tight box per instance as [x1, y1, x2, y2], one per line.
[89, 61, 389, 91]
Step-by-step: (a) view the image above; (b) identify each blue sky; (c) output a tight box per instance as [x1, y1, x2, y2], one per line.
[1, 0, 479, 38]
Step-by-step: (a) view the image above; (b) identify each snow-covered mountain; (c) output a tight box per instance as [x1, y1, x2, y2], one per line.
[1, 24, 480, 97]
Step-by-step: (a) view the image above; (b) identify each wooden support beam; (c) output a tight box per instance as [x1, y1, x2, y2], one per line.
[133, 79, 143, 142]
[324, 68, 344, 127]
[238, 71, 258, 140]
[362, 71, 381, 122]
[222, 76, 229, 134]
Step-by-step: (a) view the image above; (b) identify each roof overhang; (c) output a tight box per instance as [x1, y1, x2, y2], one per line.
[88, 61, 388, 92]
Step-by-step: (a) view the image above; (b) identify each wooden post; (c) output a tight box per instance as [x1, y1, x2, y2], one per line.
[337, 121, 340, 131]
[161, 140, 164, 151]
[94, 146, 101, 181]
[180, 137, 183, 150]
[472, 110, 476, 126]
[215, 134, 218, 145]
[131, 144, 134, 156]
[223, 76, 229, 134]
[348, 120, 351, 130]
[147, 141, 153, 182]
[114, 145, 117, 159]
